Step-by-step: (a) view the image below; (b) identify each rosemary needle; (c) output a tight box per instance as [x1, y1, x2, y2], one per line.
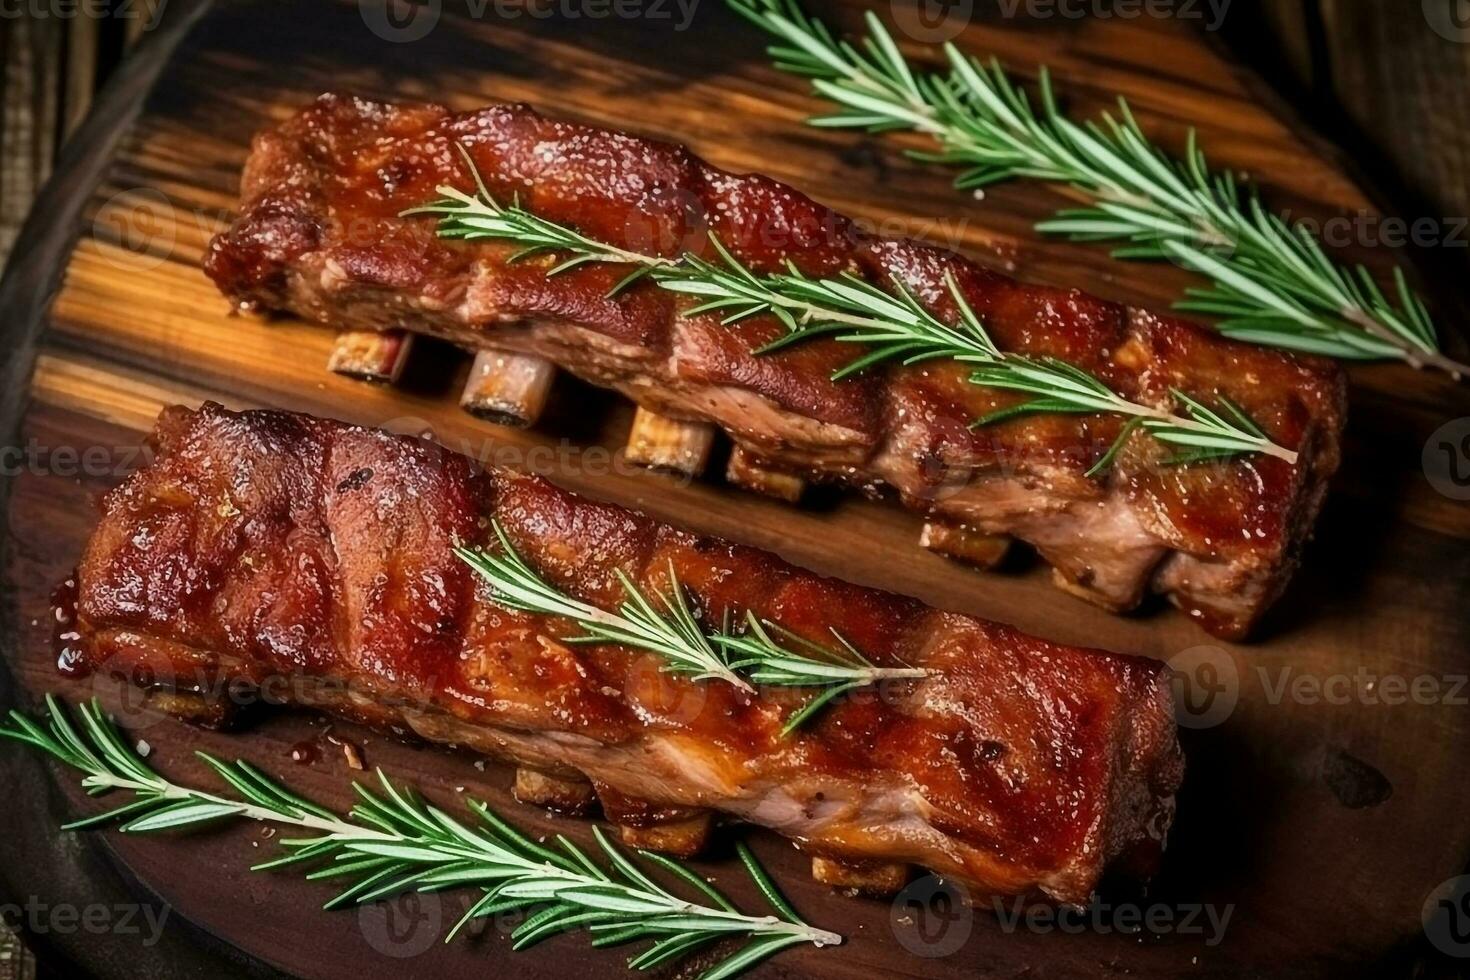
[0, 696, 841, 978]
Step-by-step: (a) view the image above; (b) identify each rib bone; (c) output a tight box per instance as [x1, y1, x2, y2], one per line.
[810, 856, 910, 895]
[726, 446, 805, 502]
[513, 766, 596, 814]
[623, 407, 715, 476]
[919, 521, 1011, 570]
[326, 329, 413, 383]
[460, 350, 556, 426]
[616, 811, 713, 857]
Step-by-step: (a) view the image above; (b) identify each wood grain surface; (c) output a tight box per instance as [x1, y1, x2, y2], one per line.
[2, 1, 1469, 977]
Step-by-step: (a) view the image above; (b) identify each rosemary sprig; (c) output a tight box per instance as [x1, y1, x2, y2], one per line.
[1, 696, 841, 978]
[660, 242, 1296, 469]
[456, 523, 930, 733]
[408, 164, 1296, 471]
[728, 0, 1469, 379]
[456, 523, 752, 692]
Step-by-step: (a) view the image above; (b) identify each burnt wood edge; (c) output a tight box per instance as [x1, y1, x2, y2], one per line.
[0, 2, 284, 978]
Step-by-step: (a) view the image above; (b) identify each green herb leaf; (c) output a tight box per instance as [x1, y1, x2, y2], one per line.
[457, 527, 929, 733]
[406, 155, 1298, 472]
[728, 0, 1468, 380]
[1, 697, 842, 980]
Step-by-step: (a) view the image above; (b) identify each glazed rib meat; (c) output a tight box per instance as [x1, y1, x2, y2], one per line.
[205, 94, 1346, 638]
[73, 403, 1183, 904]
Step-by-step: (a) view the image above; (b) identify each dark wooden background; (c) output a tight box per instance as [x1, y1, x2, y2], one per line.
[1, 1, 1468, 978]
[5, 2, 1470, 265]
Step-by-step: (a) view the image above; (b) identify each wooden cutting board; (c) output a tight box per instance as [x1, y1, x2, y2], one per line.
[2, 0, 1469, 977]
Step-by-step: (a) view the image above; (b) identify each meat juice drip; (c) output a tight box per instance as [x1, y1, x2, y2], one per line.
[286, 723, 365, 769]
[52, 572, 91, 678]
[287, 720, 332, 766]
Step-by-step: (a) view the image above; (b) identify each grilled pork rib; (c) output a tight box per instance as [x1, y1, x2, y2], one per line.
[73, 403, 1183, 904]
[205, 94, 1346, 638]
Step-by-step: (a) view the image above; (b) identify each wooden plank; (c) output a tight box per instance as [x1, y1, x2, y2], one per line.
[1319, 0, 1470, 218]
[1249, 0, 1318, 88]
[63, 15, 100, 139]
[0, 17, 61, 259]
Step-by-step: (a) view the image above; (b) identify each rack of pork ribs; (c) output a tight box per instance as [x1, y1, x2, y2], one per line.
[72, 403, 1183, 902]
[204, 94, 1347, 640]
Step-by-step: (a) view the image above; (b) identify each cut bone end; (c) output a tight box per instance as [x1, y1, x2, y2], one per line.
[327, 329, 414, 383]
[142, 689, 238, 730]
[460, 350, 556, 427]
[624, 407, 715, 477]
[810, 856, 910, 896]
[919, 521, 1011, 570]
[616, 812, 712, 857]
[725, 446, 805, 502]
[1049, 566, 1131, 612]
[513, 767, 597, 815]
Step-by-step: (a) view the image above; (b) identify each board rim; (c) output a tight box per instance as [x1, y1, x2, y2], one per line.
[0, 2, 1465, 977]
[0, 2, 275, 976]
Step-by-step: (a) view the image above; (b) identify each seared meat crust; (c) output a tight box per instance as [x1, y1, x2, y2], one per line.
[205, 94, 1346, 637]
[75, 403, 1184, 905]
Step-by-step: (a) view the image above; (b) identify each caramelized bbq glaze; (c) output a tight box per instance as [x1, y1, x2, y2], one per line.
[205, 95, 1345, 639]
[73, 404, 1182, 904]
